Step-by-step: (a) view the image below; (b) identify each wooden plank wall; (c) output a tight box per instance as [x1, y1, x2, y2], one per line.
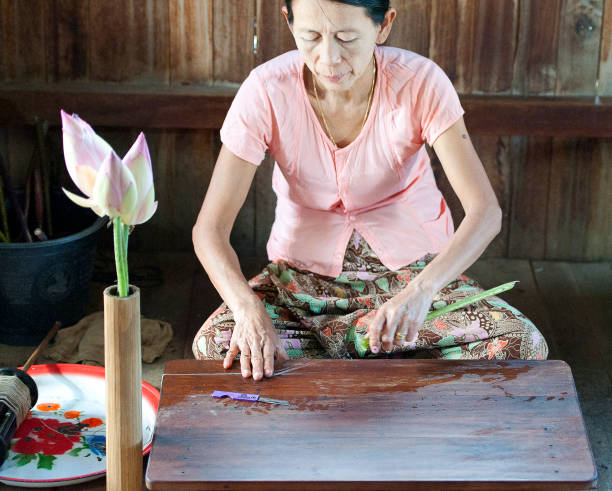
[0, 0, 610, 260]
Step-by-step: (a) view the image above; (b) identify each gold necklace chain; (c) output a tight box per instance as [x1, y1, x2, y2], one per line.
[313, 56, 376, 148]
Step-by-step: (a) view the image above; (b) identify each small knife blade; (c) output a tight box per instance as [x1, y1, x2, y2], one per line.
[258, 396, 290, 406]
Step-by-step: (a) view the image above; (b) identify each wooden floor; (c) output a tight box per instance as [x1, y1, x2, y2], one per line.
[0, 252, 610, 490]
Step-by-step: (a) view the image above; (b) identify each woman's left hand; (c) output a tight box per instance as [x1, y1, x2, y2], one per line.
[367, 284, 435, 353]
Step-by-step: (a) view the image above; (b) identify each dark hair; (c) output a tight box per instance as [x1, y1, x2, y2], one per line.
[284, 0, 390, 25]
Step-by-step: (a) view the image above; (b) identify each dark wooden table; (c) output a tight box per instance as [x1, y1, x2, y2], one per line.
[145, 359, 597, 490]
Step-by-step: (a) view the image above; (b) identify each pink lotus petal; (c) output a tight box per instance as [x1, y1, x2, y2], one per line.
[132, 197, 158, 225]
[121, 133, 156, 225]
[123, 133, 153, 190]
[92, 153, 137, 218]
[61, 110, 117, 196]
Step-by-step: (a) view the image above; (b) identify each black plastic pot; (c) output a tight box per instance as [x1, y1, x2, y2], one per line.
[0, 191, 106, 346]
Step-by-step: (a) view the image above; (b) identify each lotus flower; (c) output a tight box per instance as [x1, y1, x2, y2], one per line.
[60, 110, 157, 225]
[60, 110, 158, 297]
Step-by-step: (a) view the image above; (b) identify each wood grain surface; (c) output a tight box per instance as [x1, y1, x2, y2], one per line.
[508, 136, 553, 259]
[556, 0, 603, 95]
[145, 359, 597, 490]
[169, 0, 214, 84]
[104, 286, 143, 491]
[512, 0, 562, 95]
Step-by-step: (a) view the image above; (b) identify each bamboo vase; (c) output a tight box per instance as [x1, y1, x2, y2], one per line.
[104, 285, 142, 491]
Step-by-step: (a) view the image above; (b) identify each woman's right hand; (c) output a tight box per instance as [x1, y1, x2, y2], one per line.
[223, 298, 289, 380]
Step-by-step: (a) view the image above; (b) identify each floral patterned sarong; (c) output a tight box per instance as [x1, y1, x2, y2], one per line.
[192, 231, 549, 361]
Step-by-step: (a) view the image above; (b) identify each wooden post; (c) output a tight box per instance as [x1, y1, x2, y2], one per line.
[104, 285, 142, 491]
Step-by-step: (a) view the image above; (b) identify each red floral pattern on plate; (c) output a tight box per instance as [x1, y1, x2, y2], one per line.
[12, 418, 80, 456]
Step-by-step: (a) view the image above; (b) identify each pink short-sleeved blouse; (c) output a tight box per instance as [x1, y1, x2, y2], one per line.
[220, 46, 464, 278]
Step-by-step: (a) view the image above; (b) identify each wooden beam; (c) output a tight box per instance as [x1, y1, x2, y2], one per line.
[1, 83, 611, 136]
[0, 83, 237, 129]
[463, 95, 612, 137]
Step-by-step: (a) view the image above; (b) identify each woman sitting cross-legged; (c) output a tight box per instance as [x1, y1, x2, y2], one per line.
[191, 0, 550, 380]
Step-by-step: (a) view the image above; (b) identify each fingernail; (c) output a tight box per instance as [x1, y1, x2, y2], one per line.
[242, 370, 249, 377]
[371, 346, 379, 354]
[265, 369, 273, 377]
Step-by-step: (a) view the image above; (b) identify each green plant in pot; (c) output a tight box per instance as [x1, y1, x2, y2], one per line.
[0, 120, 106, 346]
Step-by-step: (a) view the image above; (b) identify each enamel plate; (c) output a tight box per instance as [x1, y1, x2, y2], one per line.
[0, 364, 159, 487]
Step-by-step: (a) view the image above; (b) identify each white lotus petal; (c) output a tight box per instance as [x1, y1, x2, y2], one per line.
[92, 153, 138, 219]
[61, 110, 117, 196]
[123, 133, 153, 196]
[62, 187, 98, 211]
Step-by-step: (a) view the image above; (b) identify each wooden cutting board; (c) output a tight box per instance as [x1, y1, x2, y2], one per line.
[145, 359, 597, 490]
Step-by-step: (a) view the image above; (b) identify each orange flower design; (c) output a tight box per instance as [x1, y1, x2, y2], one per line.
[64, 410, 81, 419]
[397, 271, 411, 283]
[81, 417, 104, 428]
[356, 297, 372, 308]
[433, 318, 449, 331]
[36, 403, 60, 412]
[356, 310, 377, 328]
[487, 339, 509, 359]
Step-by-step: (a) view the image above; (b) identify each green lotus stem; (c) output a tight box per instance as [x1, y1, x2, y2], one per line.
[0, 229, 8, 243]
[425, 281, 519, 321]
[123, 222, 130, 290]
[113, 217, 129, 297]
